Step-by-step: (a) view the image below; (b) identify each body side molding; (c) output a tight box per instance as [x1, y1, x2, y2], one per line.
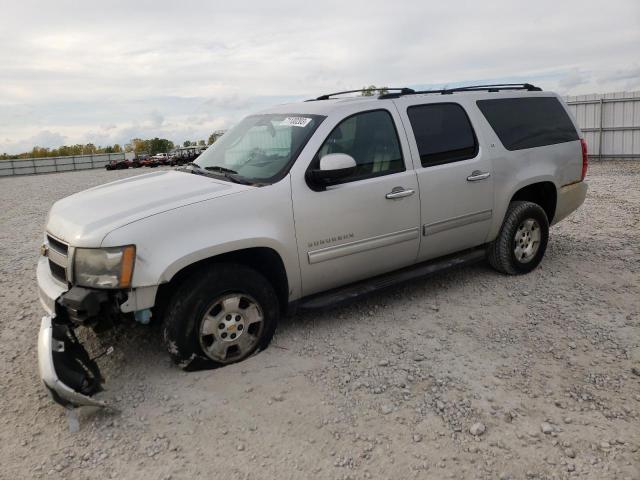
[423, 209, 492, 236]
[307, 227, 420, 265]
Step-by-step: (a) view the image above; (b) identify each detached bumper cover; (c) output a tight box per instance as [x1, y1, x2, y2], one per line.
[38, 315, 107, 408]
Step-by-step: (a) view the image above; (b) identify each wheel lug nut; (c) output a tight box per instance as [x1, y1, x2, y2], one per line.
[226, 315, 231, 320]
[218, 323, 225, 329]
[235, 315, 241, 321]
[230, 333, 236, 339]
[221, 332, 227, 339]
[237, 324, 243, 331]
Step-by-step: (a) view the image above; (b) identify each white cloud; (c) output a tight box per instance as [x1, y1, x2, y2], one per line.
[0, 130, 67, 154]
[0, 0, 639, 153]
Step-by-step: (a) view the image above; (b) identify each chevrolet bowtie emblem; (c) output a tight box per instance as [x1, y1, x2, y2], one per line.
[40, 244, 49, 257]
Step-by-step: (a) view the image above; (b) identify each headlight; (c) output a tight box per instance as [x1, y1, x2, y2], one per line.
[74, 245, 136, 289]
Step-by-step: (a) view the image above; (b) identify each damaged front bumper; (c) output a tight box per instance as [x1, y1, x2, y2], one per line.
[38, 315, 107, 408]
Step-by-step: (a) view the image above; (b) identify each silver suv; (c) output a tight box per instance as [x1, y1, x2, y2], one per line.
[37, 83, 588, 408]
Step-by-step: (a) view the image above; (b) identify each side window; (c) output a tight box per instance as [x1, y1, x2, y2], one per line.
[476, 97, 579, 151]
[314, 109, 404, 183]
[407, 103, 478, 167]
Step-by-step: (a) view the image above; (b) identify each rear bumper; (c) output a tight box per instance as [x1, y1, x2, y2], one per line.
[38, 315, 106, 408]
[552, 181, 588, 225]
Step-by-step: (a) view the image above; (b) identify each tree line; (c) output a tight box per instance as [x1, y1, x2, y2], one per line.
[1, 130, 227, 160]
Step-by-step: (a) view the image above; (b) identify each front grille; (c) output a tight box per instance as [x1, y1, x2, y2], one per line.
[46, 234, 69, 283]
[48, 260, 67, 282]
[47, 235, 68, 255]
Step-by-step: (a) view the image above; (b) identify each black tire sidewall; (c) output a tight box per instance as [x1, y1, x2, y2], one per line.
[506, 204, 549, 273]
[162, 264, 279, 368]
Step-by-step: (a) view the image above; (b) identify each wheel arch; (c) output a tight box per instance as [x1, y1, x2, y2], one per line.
[154, 246, 291, 321]
[509, 181, 557, 223]
[489, 178, 558, 242]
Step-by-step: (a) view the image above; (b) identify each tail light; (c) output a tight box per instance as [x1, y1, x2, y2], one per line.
[580, 138, 588, 181]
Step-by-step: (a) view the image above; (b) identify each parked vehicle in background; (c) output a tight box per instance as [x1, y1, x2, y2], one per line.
[152, 153, 170, 165]
[171, 146, 206, 165]
[104, 159, 130, 170]
[36, 83, 588, 408]
[133, 153, 150, 167]
[140, 157, 159, 168]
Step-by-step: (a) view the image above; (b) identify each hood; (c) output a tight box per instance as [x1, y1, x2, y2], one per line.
[47, 170, 251, 246]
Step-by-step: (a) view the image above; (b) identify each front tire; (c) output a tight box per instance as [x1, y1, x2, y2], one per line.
[162, 263, 279, 369]
[488, 201, 549, 275]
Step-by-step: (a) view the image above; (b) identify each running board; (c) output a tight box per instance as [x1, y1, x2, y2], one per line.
[298, 248, 486, 310]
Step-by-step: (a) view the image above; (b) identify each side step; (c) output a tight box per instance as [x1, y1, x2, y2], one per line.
[298, 248, 486, 310]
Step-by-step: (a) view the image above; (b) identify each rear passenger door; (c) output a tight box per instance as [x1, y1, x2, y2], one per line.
[395, 99, 494, 262]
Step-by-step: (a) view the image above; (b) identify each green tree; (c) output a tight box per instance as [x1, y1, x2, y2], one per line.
[183, 140, 192, 147]
[148, 137, 174, 155]
[131, 138, 149, 154]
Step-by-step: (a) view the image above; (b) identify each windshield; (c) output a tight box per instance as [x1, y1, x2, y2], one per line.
[194, 113, 325, 184]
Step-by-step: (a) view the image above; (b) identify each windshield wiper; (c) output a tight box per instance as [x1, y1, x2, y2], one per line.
[180, 162, 254, 185]
[204, 165, 238, 174]
[179, 162, 206, 173]
[204, 165, 255, 185]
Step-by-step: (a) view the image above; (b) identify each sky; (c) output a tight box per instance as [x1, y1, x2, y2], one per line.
[0, 0, 639, 154]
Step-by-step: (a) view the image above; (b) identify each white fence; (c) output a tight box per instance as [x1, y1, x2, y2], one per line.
[566, 91, 640, 160]
[0, 153, 127, 177]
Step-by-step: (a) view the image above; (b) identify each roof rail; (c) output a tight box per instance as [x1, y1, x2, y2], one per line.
[379, 83, 542, 99]
[309, 87, 416, 101]
[309, 83, 542, 102]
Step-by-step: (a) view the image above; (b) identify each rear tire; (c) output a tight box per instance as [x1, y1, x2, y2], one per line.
[488, 201, 549, 275]
[162, 263, 279, 370]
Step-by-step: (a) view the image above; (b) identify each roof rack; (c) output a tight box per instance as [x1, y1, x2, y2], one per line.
[309, 83, 542, 102]
[379, 83, 542, 99]
[309, 87, 416, 101]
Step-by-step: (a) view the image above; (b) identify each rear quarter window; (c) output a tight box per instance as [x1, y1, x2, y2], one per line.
[477, 97, 578, 151]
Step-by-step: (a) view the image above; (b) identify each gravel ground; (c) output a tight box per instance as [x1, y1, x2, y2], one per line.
[0, 162, 638, 480]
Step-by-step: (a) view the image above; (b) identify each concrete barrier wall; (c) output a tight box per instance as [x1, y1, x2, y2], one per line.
[0, 153, 125, 177]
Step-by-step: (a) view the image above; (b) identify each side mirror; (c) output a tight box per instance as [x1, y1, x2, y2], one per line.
[308, 153, 356, 187]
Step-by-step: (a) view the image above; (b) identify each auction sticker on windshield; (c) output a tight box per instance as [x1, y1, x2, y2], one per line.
[281, 117, 312, 127]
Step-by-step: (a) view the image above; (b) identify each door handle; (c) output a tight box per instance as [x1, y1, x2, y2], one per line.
[466, 170, 491, 182]
[385, 187, 415, 199]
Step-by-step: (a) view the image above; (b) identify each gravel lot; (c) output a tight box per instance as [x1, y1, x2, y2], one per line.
[0, 162, 638, 480]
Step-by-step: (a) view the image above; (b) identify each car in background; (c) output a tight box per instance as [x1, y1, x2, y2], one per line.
[170, 147, 206, 165]
[104, 159, 130, 170]
[152, 153, 170, 165]
[140, 157, 159, 168]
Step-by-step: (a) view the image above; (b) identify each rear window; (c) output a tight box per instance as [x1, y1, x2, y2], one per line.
[477, 97, 578, 151]
[407, 103, 478, 167]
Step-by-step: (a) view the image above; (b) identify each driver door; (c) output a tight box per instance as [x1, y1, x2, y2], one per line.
[290, 107, 421, 297]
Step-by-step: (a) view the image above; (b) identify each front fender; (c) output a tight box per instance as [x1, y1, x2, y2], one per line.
[101, 177, 302, 301]
[159, 238, 293, 284]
